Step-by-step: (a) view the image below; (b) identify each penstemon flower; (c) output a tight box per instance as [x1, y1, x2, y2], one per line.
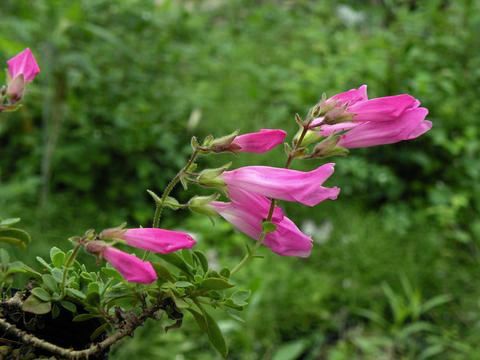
[229, 129, 287, 153]
[301, 85, 431, 151]
[337, 106, 431, 148]
[207, 128, 286, 153]
[7, 48, 40, 83]
[86, 242, 157, 284]
[100, 227, 196, 254]
[210, 190, 313, 257]
[218, 164, 340, 207]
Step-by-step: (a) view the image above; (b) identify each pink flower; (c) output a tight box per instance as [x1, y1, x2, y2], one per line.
[221, 164, 340, 207]
[211, 191, 312, 257]
[230, 129, 287, 153]
[102, 247, 157, 284]
[101, 227, 196, 254]
[7, 48, 40, 83]
[337, 107, 432, 148]
[307, 85, 431, 148]
[310, 85, 419, 127]
[123, 228, 196, 253]
[327, 84, 368, 106]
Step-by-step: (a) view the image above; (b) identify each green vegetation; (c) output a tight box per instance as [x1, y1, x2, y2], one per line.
[1, 0, 480, 358]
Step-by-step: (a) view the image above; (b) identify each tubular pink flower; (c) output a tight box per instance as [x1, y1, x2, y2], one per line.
[7, 48, 40, 83]
[121, 228, 196, 254]
[221, 164, 340, 207]
[310, 85, 420, 128]
[102, 247, 157, 284]
[348, 94, 419, 122]
[337, 107, 432, 148]
[231, 129, 287, 153]
[211, 200, 312, 257]
[227, 187, 284, 221]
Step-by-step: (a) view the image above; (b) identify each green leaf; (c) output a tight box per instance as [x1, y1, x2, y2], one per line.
[90, 323, 109, 341]
[158, 253, 193, 275]
[22, 295, 52, 315]
[152, 262, 175, 282]
[31, 287, 51, 302]
[42, 274, 58, 292]
[262, 221, 277, 233]
[273, 340, 308, 360]
[87, 292, 101, 306]
[201, 278, 234, 291]
[203, 308, 228, 358]
[187, 308, 208, 331]
[50, 304, 60, 318]
[73, 313, 102, 322]
[187, 307, 228, 357]
[175, 281, 194, 288]
[194, 251, 209, 273]
[0, 218, 21, 226]
[67, 288, 86, 300]
[36, 256, 52, 271]
[231, 290, 251, 307]
[219, 268, 230, 279]
[0, 249, 10, 265]
[6, 261, 41, 277]
[60, 300, 77, 313]
[51, 268, 64, 283]
[0, 228, 31, 248]
[182, 250, 194, 267]
[50, 247, 65, 267]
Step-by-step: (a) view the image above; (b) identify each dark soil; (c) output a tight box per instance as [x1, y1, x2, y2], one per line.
[0, 291, 107, 359]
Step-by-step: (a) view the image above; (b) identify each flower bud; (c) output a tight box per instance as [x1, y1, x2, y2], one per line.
[197, 163, 230, 189]
[307, 136, 349, 159]
[293, 128, 321, 147]
[85, 240, 108, 254]
[6, 75, 25, 103]
[188, 194, 220, 217]
[208, 130, 240, 152]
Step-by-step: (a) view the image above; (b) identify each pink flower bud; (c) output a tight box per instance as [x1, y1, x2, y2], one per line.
[230, 129, 287, 153]
[211, 191, 312, 257]
[102, 247, 157, 284]
[7, 48, 40, 83]
[221, 164, 340, 207]
[122, 228, 196, 254]
[100, 227, 196, 254]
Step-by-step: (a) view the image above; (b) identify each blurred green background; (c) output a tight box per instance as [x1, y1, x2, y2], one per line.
[1, 0, 480, 358]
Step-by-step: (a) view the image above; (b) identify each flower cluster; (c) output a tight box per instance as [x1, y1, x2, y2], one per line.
[84, 86, 431, 281]
[1, 50, 431, 283]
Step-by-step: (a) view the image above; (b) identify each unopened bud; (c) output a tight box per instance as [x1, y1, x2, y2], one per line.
[188, 194, 220, 217]
[99, 225, 127, 240]
[208, 130, 240, 153]
[85, 240, 108, 255]
[308, 136, 348, 159]
[197, 163, 230, 188]
[6, 75, 25, 103]
[294, 128, 321, 147]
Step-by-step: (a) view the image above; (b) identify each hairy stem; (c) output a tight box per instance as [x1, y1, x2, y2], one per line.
[152, 149, 199, 228]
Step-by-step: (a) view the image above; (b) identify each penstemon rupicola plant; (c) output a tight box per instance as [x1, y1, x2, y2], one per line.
[0, 49, 431, 359]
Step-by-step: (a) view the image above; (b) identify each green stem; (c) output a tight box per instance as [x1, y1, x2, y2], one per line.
[61, 244, 81, 296]
[230, 118, 312, 276]
[152, 149, 200, 228]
